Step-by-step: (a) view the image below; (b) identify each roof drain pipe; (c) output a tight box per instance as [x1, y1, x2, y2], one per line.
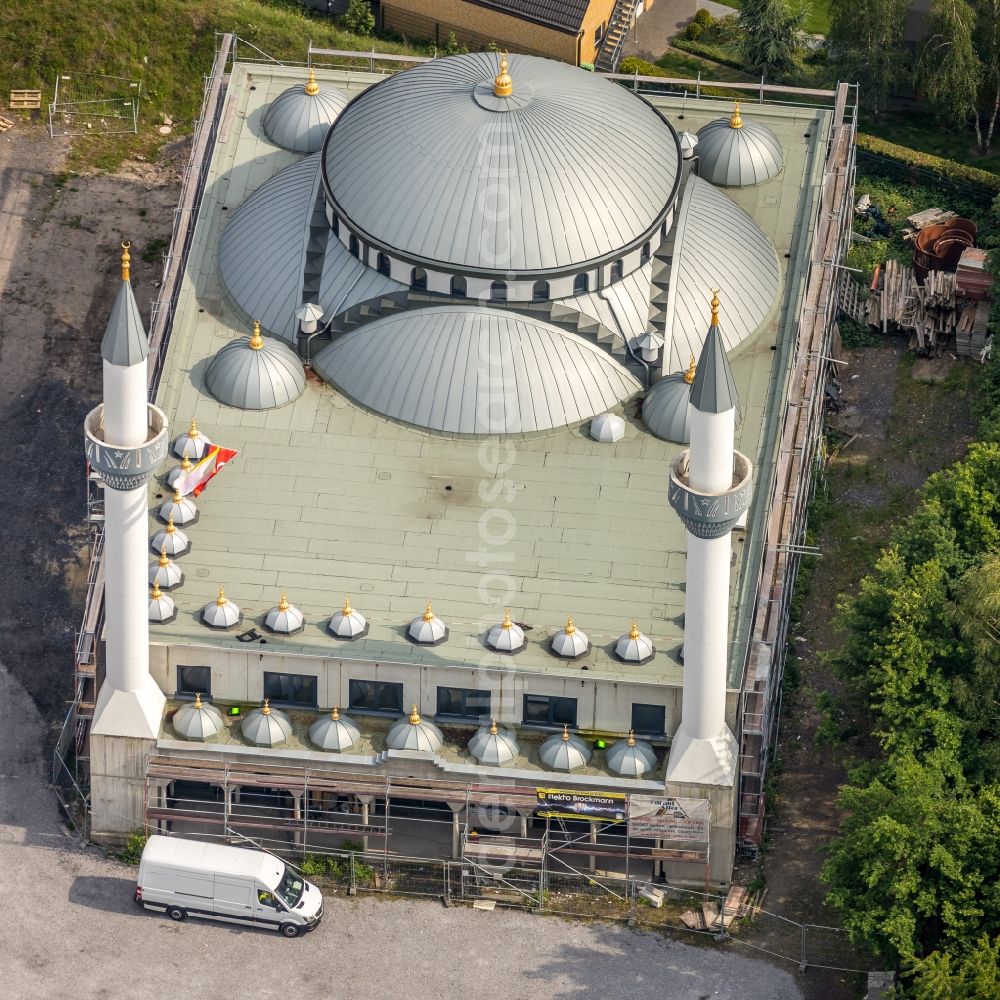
[598, 286, 649, 390]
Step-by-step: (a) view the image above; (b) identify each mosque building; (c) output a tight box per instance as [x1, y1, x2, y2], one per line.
[77, 47, 855, 888]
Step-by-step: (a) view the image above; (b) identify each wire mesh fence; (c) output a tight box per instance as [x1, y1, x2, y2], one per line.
[48, 74, 141, 137]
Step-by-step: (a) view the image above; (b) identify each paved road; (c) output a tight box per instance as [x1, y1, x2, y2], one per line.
[0, 662, 801, 999]
[624, 0, 736, 63]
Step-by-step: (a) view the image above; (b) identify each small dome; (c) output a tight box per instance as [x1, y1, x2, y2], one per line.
[679, 131, 698, 159]
[468, 719, 520, 766]
[696, 102, 782, 187]
[551, 616, 589, 659]
[614, 621, 656, 665]
[202, 587, 241, 629]
[172, 693, 224, 741]
[606, 730, 658, 777]
[173, 418, 210, 460]
[408, 602, 447, 646]
[327, 595, 368, 640]
[263, 68, 350, 154]
[149, 581, 177, 624]
[151, 515, 190, 557]
[205, 321, 305, 411]
[539, 725, 592, 772]
[149, 547, 183, 590]
[386, 705, 444, 752]
[166, 454, 195, 488]
[642, 365, 695, 444]
[309, 707, 362, 752]
[486, 609, 525, 653]
[159, 489, 198, 526]
[590, 412, 626, 443]
[264, 591, 305, 635]
[242, 699, 292, 747]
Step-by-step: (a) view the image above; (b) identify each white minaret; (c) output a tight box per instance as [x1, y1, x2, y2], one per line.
[666, 293, 752, 786]
[85, 243, 169, 739]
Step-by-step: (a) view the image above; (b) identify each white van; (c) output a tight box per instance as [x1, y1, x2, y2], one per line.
[135, 835, 323, 937]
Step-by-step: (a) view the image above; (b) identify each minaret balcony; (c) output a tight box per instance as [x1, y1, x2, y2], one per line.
[84, 403, 169, 492]
[668, 450, 753, 539]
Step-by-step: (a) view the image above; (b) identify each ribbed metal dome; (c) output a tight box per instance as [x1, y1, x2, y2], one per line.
[605, 731, 658, 777]
[309, 707, 362, 752]
[202, 587, 241, 629]
[407, 602, 448, 645]
[696, 102, 783, 187]
[148, 581, 177, 624]
[312, 307, 642, 436]
[263, 69, 349, 154]
[151, 515, 190, 558]
[327, 595, 369, 640]
[386, 706, 444, 752]
[149, 548, 183, 590]
[173, 418, 210, 460]
[468, 720, 520, 766]
[539, 726, 592, 772]
[242, 699, 292, 747]
[614, 621, 656, 665]
[158, 490, 198, 526]
[642, 368, 694, 443]
[486, 609, 525, 653]
[172, 693, 224, 742]
[551, 617, 590, 659]
[322, 52, 680, 274]
[205, 322, 305, 411]
[264, 591, 305, 635]
[590, 412, 626, 443]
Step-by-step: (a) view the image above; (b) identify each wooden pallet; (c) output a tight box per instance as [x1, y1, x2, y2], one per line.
[9, 90, 41, 110]
[0, 115, 14, 133]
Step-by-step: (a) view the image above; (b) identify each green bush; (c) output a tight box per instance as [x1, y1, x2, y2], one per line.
[671, 36, 747, 71]
[685, 21, 704, 40]
[857, 134, 1000, 194]
[117, 831, 148, 865]
[342, 0, 374, 37]
[693, 8, 715, 27]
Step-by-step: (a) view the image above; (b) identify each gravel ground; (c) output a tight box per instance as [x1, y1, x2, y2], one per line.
[0, 659, 802, 998]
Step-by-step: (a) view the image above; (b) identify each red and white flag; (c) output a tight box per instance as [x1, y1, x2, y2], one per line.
[175, 444, 238, 497]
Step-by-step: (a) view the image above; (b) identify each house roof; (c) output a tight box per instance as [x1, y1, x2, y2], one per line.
[471, 0, 593, 34]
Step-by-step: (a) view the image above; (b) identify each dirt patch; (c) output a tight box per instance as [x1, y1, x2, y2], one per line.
[0, 124, 181, 716]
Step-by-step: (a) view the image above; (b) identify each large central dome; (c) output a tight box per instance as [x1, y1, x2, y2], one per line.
[321, 52, 680, 275]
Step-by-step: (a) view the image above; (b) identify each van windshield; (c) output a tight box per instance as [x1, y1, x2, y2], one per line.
[275, 867, 305, 908]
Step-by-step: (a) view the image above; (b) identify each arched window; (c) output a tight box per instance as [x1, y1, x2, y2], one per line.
[450, 275, 467, 297]
[349, 234, 360, 259]
[640, 242, 651, 265]
[411, 267, 427, 291]
[532, 279, 549, 302]
[610, 260, 624, 283]
[377, 253, 391, 277]
[573, 273, 589, 295]
[490, 280, 507, 303]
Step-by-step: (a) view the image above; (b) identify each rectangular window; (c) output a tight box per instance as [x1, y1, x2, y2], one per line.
[436, 686, 491, 722]
[349, 679, 404, 716]
[631, 703, 666, 737]
[177, 665, 211, 698]
[522, 694, 578, 728]
[263, 671, 318, 708]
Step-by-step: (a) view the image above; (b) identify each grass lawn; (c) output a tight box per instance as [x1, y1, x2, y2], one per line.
[655, 49, 754, 84]
[708, 0, 832, 35]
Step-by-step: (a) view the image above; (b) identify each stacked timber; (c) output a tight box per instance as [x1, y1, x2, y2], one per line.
[956, 248, 993, 300]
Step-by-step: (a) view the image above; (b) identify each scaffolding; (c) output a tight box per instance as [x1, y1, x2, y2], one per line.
[48, 74, 140, 137]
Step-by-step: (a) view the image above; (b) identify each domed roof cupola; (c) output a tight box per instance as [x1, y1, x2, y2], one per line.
[172, 692, 224, 742]
[173, 418, 211, 461]
[614, 621, 656, 665]
[550, 616, 590, 660]
[158, 489, 198, 526]
[468, 719, 520, 766]
[149, 546, 183, 590]
[262, 68, 350, 154]
[151, 514, 190, 557]
[606, 730, 658, 777]
[539, 725, 592, 772]
[242, 698, 292, 747]
[205, 321, 305, 411]
[327, 594, 369, 641]
[202, 586, 242, 630]
[696, 101, 783, 187]
[386, 706, 444, 752]
[486, 609, 525, 654]
[309, 706, 362, 753]
[264, 591, 305, 635]
[408, 601, 448, 646]
[148, 580, 177, 624]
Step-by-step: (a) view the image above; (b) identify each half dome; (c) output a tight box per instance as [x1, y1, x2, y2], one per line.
[312, 306, 642, 436]
[322, 52, 680, 274]
[386, 706, 444, 752]
[262, 69, 349, 154]
[242, 700, 292, 747]
[309, 707, 362, 752]
[172, 694, 224, 742]
[696, 102, 783, 188]
[606, 731, 657, 777]
[468, 720, 519, 766]
[539, 726, 592, 772]
[205, 322, 305, 410]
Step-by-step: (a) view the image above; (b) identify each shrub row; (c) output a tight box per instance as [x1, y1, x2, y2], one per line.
[856, 133, 1000, 194]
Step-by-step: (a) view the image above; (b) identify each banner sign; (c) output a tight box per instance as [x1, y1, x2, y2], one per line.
[627, 796, 711, 841]
[535, 788, 626, 823]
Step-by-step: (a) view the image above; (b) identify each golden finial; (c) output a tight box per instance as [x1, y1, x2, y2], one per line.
[278, 591, 289, 612]
[171, 488, 184, 504]
[165, 515, 177, 535]
[730, 101, 743, 129]
[151, 580, 163, 599]
[684, 355, 697, 384]
[629, 620, 640, 640]
[423, 601, 435, 622]
[710, 289, 721, 326]
[262, 697, 271, 715]
[178, 455, 193, 474]
[158, 545, 170, 568]
[216, 586, 227, 606]
[627, 729, 636, 747]
[409, 704, 421, 724]
[342, 594, 352, 615]
[249, 320, 264, 350]
[120, 241, 131, 282]
[561, 724, 570, 741]
[494, 51, 513, 98]
[489, 719, 499, 735]
[304, 66, 320, 97]
[502, 608, 513, 629]
[194, 692, 203, 709]
[331, 706, 340, 721]
[564, 616, 576, 635]
[187, 418, 199, 439]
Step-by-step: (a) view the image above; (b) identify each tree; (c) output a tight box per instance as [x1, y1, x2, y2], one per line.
[343, 0, 375, 37]
[971, 0, 1000, 152]
[828, 0, 909, 117]
[738, 0, 806, 76]
[920, 0, 981, 127]
[907, 936, 1000, 999]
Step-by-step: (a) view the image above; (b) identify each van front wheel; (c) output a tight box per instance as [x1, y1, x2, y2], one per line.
[279, 923, 300, 938]
[167, 906, 186, 922]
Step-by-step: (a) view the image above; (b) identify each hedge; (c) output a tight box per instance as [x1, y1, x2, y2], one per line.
[856, 134, 1000, 194]
[670, 36, 747, 72]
